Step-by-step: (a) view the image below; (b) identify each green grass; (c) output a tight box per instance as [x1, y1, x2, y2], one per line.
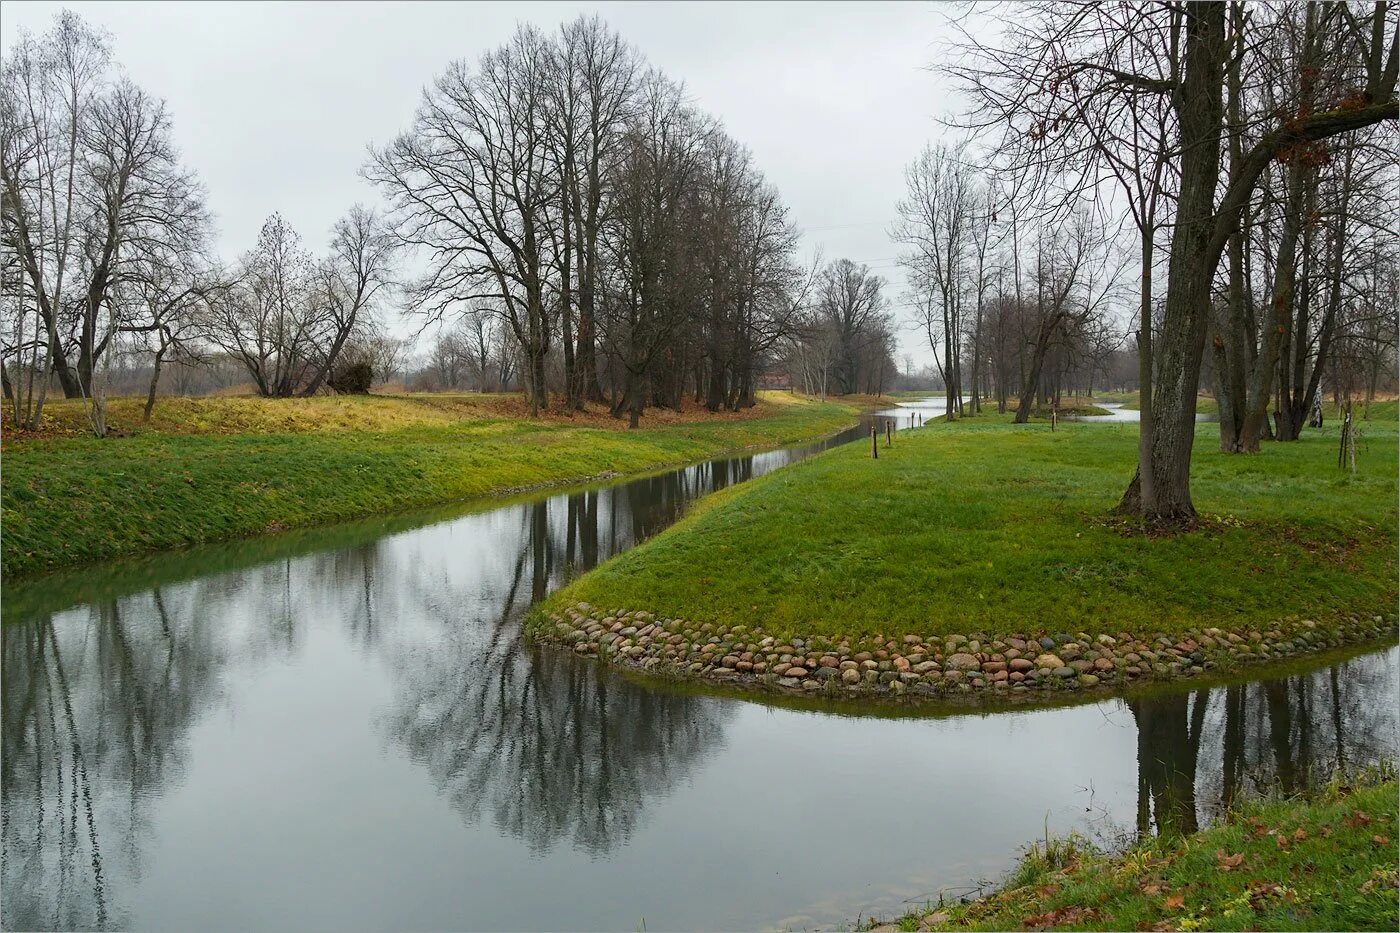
[871, 776, 1399, 932]
[1088, 389, 1141, 404]
[1032, 403, 1113, 417]
[542, 415, 1397, 641]
[1361, 398, 1398, 422]
[1, 394, 861, 576]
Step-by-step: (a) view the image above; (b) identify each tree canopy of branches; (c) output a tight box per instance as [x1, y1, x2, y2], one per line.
[368, 16, 815, 425]
[2, 11, 212, 434]
[949, 0, 1398, 522]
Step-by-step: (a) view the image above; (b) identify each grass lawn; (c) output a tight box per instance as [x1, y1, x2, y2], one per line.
[541, 414, 1397, 642]
[870, 776, 1398, 932]
[1, 392, 861, 576]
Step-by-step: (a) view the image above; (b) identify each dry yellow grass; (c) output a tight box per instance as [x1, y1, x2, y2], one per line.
[2, 389, 850, 442]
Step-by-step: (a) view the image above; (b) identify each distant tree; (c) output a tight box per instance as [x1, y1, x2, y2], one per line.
[812, 259, 889, 397]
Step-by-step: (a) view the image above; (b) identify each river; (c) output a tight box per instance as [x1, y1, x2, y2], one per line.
[2, 402, 1394, 930]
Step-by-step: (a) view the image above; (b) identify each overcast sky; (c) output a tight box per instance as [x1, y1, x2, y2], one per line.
[2, 1, 971, 365]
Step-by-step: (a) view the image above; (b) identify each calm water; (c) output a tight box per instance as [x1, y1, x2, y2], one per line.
[3, 409, 1395, 931]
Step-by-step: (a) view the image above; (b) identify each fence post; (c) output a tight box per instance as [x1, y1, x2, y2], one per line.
[885, 420, 892, 447]
[1051, 407, 1057, 432]
[871, 423, 878, 459]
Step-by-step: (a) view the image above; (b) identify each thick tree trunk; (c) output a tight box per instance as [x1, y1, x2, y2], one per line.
[1119, 3, 1226, 523]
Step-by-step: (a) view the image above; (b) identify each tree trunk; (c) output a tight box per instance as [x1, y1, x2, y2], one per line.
[143, 346, 165, 423]
[1119, 3, 1226, 523]
[1238, 161, 1304, 452]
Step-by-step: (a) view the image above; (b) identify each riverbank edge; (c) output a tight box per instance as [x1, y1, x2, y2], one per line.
[1, 401, 873, 579]
[531, 602, 1398, 706]
[858, 775, 1399, 932]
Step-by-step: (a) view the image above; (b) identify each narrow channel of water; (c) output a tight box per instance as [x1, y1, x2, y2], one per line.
[3, 405, 1394, 931]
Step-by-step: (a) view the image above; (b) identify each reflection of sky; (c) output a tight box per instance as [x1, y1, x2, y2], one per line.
[4, 436, 1397, 931]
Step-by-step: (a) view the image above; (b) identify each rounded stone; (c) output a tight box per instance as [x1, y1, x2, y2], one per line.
[945, 652, 982, 671]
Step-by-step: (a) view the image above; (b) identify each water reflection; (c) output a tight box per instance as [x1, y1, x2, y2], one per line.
[2, 417, 1395, 930]
[1127, 651, 1397, 839]
[2, 429, 859, 930]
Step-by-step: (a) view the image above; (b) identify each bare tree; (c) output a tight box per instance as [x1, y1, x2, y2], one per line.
[951, 1, 1398, 521]
[370, 25, 559, 415]
[812, 258, 888, 397]
[207, 213, 322, 397]
[545, 15, 639, 408]
[2, 12, 210, 435]
[896, 144, 972, 418]
[300, 206, 396, 396]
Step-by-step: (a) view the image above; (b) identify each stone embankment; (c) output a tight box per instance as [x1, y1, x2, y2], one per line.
[537, 604, 1396, 701]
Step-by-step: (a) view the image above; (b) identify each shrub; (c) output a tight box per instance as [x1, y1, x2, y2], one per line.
[329, 359, 374, 394]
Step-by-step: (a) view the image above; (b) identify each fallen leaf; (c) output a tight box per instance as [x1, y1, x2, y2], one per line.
[1140, 883, 1163, 896]
[1344, 810, 1372, 828]
[1373, 834, 1390, 846]
[1217, 849, 1245, 870]
[1275, 834, 1289, 849]
[1163, 894, 1185, 910]
[1292, 828, 1308, 841]
[1318, 826, 1332, 838]
[1022, 905, 1098, 929]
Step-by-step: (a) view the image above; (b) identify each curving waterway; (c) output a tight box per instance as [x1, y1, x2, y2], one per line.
[3, 402, 1395, 931]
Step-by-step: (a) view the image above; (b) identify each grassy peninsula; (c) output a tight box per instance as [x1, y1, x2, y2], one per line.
[534, 413, 1397, 697]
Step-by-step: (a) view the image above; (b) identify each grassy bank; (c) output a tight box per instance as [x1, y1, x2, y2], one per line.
[1094, 393, 1398, 422]
[1033, 403, 1112, 417]
[868, 777, 1398, 932]
[1, 392, 861, 576]
[542, 415, 1396, 642]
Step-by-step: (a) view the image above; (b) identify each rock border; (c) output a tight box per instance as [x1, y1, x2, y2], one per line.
[536, 603, 1398, 702]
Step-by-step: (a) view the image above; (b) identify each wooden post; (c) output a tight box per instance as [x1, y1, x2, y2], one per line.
[885, 420, 892, 447]
[1338, 400, 1356, 472]
[1051, 407, 1057, 432]
[871, 423, 878, 459]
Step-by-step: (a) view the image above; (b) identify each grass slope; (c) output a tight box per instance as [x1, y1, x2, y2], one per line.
[872, 777, 1398, 932]
[544, 415, 1397, 641]
[1, 392, 859, 576]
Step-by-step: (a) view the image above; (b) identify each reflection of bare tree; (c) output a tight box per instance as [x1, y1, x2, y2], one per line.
[381, 493, 732, 855]
[1, 437, 838, 928]
[1126, 649, 1399, 838]
[1, 587, 224, 931]
[1130, 690, 1209, 836]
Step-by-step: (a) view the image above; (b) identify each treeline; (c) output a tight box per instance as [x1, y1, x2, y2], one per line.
[2, 12, 894, 436]
[0, 13, 401, 432]
[895, 146, 1129, 421]
[939, 1, 1397, 520]
[366, 17, 894, 423]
